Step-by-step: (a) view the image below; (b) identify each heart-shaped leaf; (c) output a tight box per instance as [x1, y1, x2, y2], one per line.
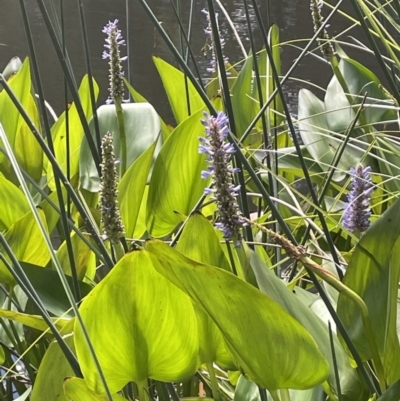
[74, 250, 199, 394]
[147, 241, 329, 391]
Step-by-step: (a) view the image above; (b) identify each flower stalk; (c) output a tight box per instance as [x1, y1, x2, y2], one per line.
[199, 111, 244, 246]
[99, 132, 125, 260]
[102, 19, 128, 176]
[343, 164, 373, 235]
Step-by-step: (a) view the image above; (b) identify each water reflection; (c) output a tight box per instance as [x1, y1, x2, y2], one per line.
[0, 0, 373, 122]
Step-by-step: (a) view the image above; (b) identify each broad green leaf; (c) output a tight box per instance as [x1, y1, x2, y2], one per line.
[0, 172, 29, 230]
[74, 250, 199, 394]
[176, 213, 235, 368]
[249, 250, 363, 399]
[22, 262, 92, 318]
[231, 52, 260, 138]
[55, 232, 96, 281]
[255, 25, 284, 127]
[64, 378, 127, 401]
[46, 76, 98, 190]
[147, 241, 329, 391]
[298, 89, 370, 181]
[146, 109, 209, 237]
[118, 137, 158, 238]
[153, 56, 206, 124]
[176, 213, 231, 272]
[0, 209, 50, 285]
[132, 185, 149, 238]
[80, 103, 161, 192]
[0, 308, 69, 332]
[327, 58, 395, 127]
[31, 335, 75, 401]
[124, 79, 173, 141]
[337, 197, 400, 384]
[0, 57, 43, 181]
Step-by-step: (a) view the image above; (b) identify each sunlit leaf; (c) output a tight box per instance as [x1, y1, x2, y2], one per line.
[337, 197, 400, 384]
[153, 56, 205, 125]
[0, 308, 69, 332]
[64, 378, 127, 401]
[0, 209, 51, 285]
[124, 79, 173, 141]
[249, 250, 363, 398]
[31, 335, 75, 401]
[80, 103, 161, 192]
[146, 109, 208, 237]
[0, 172, 29, 231]
[0, 57, 43, 181]
[55, 232, 96, 281]
[147, 241, 329, 390]
[118, 137, 158, 238]
[74, 250, 199, 394]
[176, 213, 231, 272]
[45, 76, 98, 190]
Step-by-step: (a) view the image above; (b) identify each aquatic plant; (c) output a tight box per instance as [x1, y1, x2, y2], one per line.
[199, 111, 243, 245]
[342, 164, 373, 233]
[99, 132, 125, 244]
[102, 19, 127, 104]
[1, 0, 400, 400]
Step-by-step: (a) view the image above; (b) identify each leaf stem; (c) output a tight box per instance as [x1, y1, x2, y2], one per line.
[206, 362, 222, 401]
[137, 379, 150, 401]
[280, 389, 291, 401]
[269, 390, 281, 401]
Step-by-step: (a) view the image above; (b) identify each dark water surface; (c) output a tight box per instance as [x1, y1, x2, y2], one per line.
[0, 0, 375, 123]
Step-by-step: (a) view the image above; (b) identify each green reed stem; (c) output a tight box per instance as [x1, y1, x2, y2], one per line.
[115, 99, 127, 176]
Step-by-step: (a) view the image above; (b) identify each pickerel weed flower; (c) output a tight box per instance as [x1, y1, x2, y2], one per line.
[201, 9, 229, 75]
[342, 164, 373, 233]
[99, 132, 125, 243]
[102, 19, 127, 103]
[310, 0, 335, 60]
[199, 111, 244, 246]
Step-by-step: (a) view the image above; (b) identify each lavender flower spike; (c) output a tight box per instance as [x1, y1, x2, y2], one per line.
[310, 0, 335, 60]
[99, 132, 125, 243]
[342, 164, 373, 233]
[102, 19, 127, 104]
[199, 111, 244, 246]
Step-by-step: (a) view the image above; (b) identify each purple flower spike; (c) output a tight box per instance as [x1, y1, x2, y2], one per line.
[342, 164, 373, 233]
[199, 111, 244, 246]
[102, 19, 126, 103]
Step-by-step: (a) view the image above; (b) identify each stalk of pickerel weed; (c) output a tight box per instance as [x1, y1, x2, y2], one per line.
[342, 164, 373, 235]
[103, 19, 128, 176]
[199, 111, 244, 247]
[99, 132, 125, 260]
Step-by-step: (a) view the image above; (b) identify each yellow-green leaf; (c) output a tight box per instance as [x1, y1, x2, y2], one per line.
[146, 109, 209, 237]
[74, 250, 199, 394]
[64, 378, 127, 401]
[147, 240, 329, 391]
